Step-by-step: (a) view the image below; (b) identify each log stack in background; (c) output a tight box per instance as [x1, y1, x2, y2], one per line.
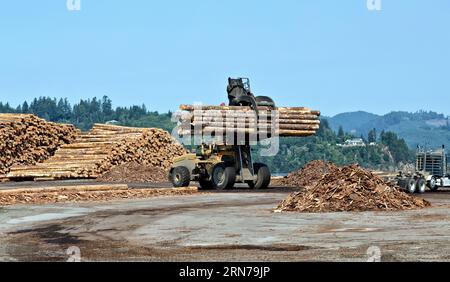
[0, 114, 79, 175]
[6, 124, 186, 180]
[177, 105, 321, 138]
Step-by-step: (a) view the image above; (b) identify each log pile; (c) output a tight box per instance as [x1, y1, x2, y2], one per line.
[0, 114, 78, 175]
[275, 162, 430, 212]
[6, 124, 186, 180]
[177, 105, 321, 139]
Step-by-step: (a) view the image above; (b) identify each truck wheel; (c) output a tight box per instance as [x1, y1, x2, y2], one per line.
[416, 178, 426, 194]
[198, 179, 213, 190]
[406, 178, 416, 194]
[169, 166, 190, 187]
[428, 177, 439, 191]
[251, 163, 271, 189]
[212, 163, 236, 190]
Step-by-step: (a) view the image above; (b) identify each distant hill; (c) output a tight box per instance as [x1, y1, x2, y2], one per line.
[326, 111, 380, 134]
[326, 111, 450, 149]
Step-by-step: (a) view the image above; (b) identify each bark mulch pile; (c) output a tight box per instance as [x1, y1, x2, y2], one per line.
[275, 162, 430, 213]
[97, 162, 168, 183]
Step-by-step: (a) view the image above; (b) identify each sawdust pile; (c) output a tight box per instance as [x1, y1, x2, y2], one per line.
[97, 162, 167, 183]
[276, 162, 430, 212]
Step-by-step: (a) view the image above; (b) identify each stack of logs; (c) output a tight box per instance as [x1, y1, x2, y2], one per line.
[177, 105, 321, 138]
[6, 124, 186, 180]
[0, 114, 78, 175]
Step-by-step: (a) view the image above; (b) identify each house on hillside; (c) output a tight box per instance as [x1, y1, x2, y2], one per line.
[337, 138, 366, 147]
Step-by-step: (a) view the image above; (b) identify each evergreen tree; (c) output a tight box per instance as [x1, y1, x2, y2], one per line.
[22, 101, 29, 113]
[368, 128, 377, 143]
[337, 126, 345, 143]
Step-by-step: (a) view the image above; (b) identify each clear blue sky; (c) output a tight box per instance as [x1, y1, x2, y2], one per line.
[1, 0, 449, 117]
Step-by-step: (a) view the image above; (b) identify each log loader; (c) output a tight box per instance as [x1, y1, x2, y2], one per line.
[168, 78, 275, 190]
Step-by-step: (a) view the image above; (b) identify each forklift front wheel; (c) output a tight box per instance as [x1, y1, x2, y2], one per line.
[169, 166, 191, 187]
[212, 163, 236, 190]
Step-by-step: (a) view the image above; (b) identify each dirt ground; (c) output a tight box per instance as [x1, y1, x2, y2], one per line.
[0, 182, 449, 262]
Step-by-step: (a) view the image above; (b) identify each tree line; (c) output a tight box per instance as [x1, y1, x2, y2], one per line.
[0, 96, 174, 131]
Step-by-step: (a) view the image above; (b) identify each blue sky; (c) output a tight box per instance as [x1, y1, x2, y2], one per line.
[1, 0, 449, 117]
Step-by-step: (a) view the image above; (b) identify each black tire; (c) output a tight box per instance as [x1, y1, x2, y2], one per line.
[255, 96, 275, 108]
[169, 166, 190, 187]
[198, 179, 213, 190]
[211, 163, 236, 190]
[406, 178, 416, 194]
[428, 177, 439, 191]
[416, 178, 426, 194]
[251, 163, 271, 189]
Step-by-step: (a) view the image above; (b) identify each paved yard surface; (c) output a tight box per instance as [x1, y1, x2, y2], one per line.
[0, 186, 449, 261]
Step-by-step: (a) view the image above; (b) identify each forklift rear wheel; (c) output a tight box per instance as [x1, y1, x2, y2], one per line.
[249, 163, 271, 190]
[169, 166, 190, 187]
[212, 163, 236, 190]
[406, 178, 416, 194]
[416, 178, 426, 194]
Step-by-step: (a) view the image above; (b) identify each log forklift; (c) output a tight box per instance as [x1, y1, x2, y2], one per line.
[168, 78, 274, 190]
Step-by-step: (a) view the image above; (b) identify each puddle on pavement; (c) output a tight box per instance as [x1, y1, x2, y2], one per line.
[7, 212, 84, 225]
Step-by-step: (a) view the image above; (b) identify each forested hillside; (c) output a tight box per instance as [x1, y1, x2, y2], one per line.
[327, 110, 450, 149]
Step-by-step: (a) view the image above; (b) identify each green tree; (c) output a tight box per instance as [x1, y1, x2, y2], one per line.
[22, 101, 29, 113]
[368, 128, 377, 143]
[380, 131, 413, 163]
[337, 126, 345, 143]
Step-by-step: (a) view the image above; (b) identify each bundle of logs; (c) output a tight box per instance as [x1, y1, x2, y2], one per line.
[6, 124, 186, 180]
[0, 114, 78, 175]
[177, 105, 321, 139]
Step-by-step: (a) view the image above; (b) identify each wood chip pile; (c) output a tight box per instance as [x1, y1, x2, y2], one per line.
[6, 124, 186, 180]
[272, 160, 338, 188]
[275, 162, 430, 212]
[0, 114, 78, 175]
[178, 105, 321, 138]
[96, 162, 168, 183]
